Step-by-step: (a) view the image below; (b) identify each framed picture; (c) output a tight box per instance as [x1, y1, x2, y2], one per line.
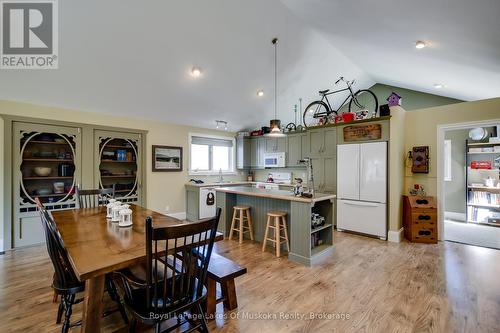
[411, 146, 429, 173]
[152, 145, 182, 172]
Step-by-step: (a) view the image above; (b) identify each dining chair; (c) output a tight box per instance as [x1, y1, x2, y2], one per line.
[114, 208, 221, 333]
[36, 198, 128, 332]
[75, 184, 115, 208]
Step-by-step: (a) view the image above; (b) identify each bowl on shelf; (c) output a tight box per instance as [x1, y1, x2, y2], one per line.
[33, 167, 52, 177]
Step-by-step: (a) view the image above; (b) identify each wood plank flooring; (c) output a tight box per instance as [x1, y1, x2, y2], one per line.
[1, 231, 499, 333]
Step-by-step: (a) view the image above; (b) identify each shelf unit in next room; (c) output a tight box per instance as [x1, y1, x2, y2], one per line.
[466, 140, 500, 227]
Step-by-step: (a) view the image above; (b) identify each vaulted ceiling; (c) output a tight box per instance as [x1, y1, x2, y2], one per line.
[1, 0, 498, 131]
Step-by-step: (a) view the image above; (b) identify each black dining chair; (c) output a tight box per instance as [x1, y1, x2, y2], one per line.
[36, 198, 128, 332]
[114, 208, 221, 333]
[75, 185, 115, 208]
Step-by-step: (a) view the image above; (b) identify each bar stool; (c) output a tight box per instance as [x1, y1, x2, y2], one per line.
[228, 205, 254, 243]
[262, 211, 290, 257]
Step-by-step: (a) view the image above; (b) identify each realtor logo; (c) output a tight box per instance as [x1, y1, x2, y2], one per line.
[1, 0, 58, 69]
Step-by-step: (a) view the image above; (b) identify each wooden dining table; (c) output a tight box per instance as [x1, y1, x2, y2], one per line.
[52, 204, 223, 333]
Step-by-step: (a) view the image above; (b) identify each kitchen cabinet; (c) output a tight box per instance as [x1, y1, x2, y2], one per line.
[250, 137, 265, 169]
[310, 156, 336, 194]
[287, 133, 306, 167]
[264, 137, 287, 153]
[307, 128, 336, 157]
[236, 136, 251, 169]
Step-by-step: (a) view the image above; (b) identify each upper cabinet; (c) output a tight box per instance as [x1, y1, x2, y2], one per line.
[287, 133, 306, 167]
[236, 136, 251, 169]
[264, 137, 287, 153]
[250, 137, 265, 169]
[306, 128, 336, 158]
[94, 130, 143, 204]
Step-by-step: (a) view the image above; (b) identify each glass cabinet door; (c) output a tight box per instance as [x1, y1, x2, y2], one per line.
[94, 130, 142, 204]
[13, 122, 82, 247]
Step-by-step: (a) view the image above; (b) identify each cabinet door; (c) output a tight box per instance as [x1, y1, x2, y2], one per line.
[323, 128, 337, 157]
[258, 138, 266, 167]
[13, 122, 82, 248]
[265, 137, 276, 153]
[311, 157, 324, 192]
[308, 129, 324, 157]
[94, 130, 143, 205]
[323, 157, 337, 193]
[301, 133, 310, 158]
[236, 137, 250, 169]
[276, 137, 287, 152]
[287, 134, 302, 167]
[250, 139, 259, 168]
[337, 144, 360, 200]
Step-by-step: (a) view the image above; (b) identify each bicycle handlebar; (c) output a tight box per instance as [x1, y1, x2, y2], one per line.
[335, 77, 344, 85]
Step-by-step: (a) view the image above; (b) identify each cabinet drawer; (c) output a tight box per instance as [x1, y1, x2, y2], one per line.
[411, 211, 437, 224]
[411, 227, 437, 243]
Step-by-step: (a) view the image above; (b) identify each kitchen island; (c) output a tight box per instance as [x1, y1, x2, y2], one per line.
[215, 186, 335, 266]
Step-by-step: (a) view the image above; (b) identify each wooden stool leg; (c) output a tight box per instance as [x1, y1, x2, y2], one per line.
[282, 216, 290, 252]
[228, 208, 237, 240]
[262, 216, 270, 252]
[206, 277, 216, 319]
[275, 217, 280, 257]
[221, 279, 238, 310]
[238, 209, 244, 244]
[246, 209, 254, 241]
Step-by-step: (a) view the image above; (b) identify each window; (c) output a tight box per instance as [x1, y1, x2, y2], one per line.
[444, 139, 452, 181]
[189, 134, 235, 174]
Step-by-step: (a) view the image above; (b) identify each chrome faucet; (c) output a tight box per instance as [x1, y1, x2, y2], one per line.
[218, 168, 224, 183]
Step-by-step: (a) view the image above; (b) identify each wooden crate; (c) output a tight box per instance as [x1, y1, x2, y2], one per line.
[403, 195, 438, 243]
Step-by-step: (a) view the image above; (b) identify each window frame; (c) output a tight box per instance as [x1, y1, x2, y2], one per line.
[188, 133, 236, 176]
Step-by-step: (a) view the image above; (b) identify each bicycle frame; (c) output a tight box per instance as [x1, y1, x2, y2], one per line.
[315, 83, 359, 117]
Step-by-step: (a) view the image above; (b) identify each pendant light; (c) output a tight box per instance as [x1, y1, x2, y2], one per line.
[265, 37, 286, 137]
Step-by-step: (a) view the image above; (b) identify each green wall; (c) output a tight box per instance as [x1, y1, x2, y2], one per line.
[369, 83, 463, 111]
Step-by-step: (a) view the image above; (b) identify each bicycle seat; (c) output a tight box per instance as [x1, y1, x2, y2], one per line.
[319, 89, 330, 94]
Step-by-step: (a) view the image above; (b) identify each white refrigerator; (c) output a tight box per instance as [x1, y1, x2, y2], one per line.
[337, 142, 387, 239]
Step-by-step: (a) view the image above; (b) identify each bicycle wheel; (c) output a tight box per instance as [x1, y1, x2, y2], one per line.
[348, 90, 378, 117]
[303, 101, 330, 128]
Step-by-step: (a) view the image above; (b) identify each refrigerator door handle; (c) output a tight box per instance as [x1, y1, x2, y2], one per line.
[342, 200, 379, 208]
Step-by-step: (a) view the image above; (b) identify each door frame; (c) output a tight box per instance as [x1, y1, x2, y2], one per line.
[437, 118, 500, 241]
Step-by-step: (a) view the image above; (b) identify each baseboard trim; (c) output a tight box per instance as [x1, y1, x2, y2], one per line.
[166, 212, 187, 220]
[388, 228, 404, 243]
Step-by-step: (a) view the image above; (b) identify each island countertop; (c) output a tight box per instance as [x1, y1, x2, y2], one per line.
[215, 186, 335, 203]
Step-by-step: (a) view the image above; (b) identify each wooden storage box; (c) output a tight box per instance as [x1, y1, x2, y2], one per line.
[403, 195, 438, 243]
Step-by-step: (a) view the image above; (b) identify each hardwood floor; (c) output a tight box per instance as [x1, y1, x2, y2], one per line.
[1, 231, 499, 332]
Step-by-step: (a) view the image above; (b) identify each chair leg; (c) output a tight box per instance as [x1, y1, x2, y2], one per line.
[282, 216, 290, 252]
[129, 317, 136, 333]
[62, 294, 75, 333]
[275, 217, 280, 257]
[228, 208, 237, 240]
[262, 216, 271, 252]
[246, 209, 254, 240]
[196, 302, 209, 333]
[239, 209, 244, 244]
[56, 297, 64, 324]
[154, 322, 161, 333]
[106, 276, 129, 324]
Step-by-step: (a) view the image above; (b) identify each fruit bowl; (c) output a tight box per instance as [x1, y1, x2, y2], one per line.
[34, 167, 52, 177]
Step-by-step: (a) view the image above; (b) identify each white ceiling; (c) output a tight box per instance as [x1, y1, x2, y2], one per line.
[281, 0, 500, 102]
[1, 0, 497, 131]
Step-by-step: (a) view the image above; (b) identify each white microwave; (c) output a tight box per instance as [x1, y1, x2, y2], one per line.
[264, 152, 286, 168]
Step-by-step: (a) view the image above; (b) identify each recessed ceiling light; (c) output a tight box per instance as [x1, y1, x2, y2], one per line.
[257, 90, 264, 97]
[434, 83, 444, 89]
[415, 40, 426, 49]
[191, 67, 201, 77]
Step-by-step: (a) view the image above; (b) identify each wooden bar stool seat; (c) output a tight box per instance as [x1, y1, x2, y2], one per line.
[262, 211, 290, 257]
[228, 205, 254, 243]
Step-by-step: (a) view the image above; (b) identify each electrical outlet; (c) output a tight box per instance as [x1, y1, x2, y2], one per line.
[165, 205, 170, 212]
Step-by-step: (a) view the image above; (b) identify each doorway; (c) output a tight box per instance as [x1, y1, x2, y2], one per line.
[438, 120, 500, 249]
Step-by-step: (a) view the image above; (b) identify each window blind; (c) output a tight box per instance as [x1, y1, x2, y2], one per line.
[191, 136, 233, 147]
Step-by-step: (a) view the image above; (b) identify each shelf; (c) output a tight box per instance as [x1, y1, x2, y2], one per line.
[24, 176, 73, 180]
[311, 244, 331, 256]
[101, 175, 136, 178]
[103, 145, 135, 149]
[311, 224, 333, 234]
[115, 189, 135, 193]
[467, 203, 500, 209]
[467, 151, 500, 154]
[101, 160, 136, 163]
[27, 193, 70, 198]
[23, 159, 73, 162]
[467, 220, 500, 228]
[468, 186, 500, 194]
[23, 140, 71, 145]
[468, 168, 499, 172]
[467, 142, 500, 147]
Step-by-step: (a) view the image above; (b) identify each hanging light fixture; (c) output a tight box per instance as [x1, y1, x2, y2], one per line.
[265, 37, 286, 137]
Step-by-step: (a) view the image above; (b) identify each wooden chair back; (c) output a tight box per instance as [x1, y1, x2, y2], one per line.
[36, 198, 80, 288]
[145, 208, 221, 312]
[75, 185, 115, 208]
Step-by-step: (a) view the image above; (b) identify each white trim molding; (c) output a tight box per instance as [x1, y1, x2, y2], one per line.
[388, 228, 404, 243]
[0, 239, 4, 254]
